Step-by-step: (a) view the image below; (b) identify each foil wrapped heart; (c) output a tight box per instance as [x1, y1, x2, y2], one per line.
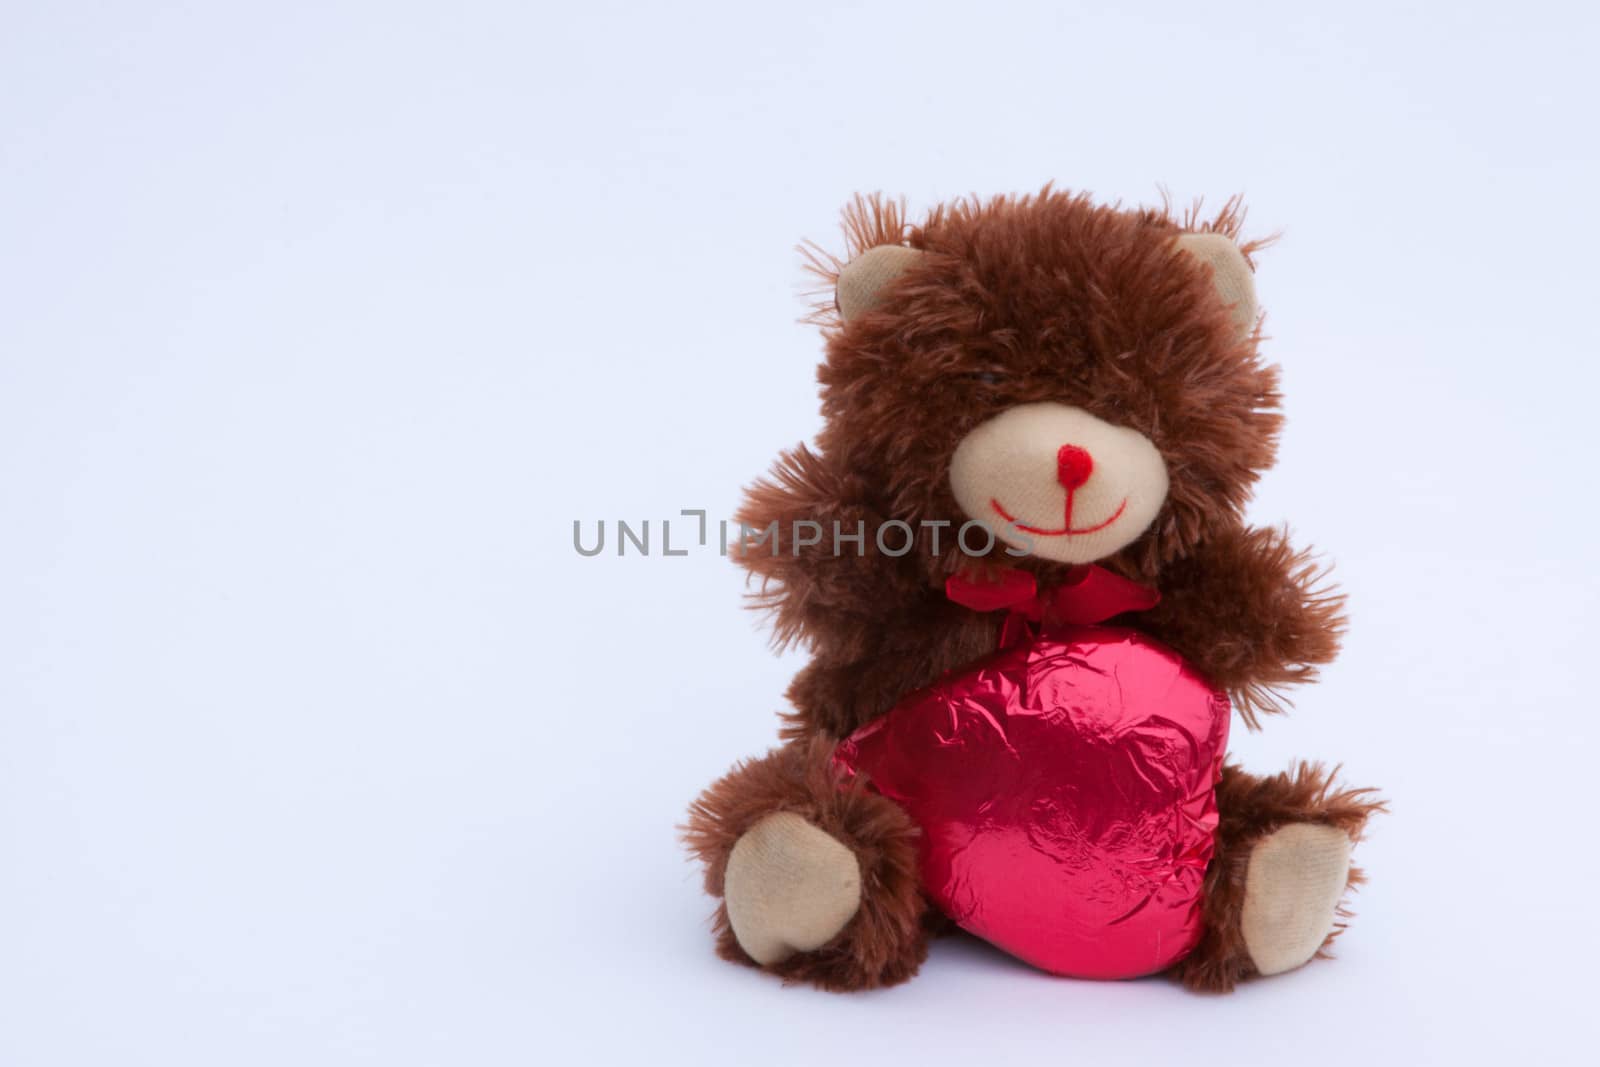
[834, 625, 1230, 979]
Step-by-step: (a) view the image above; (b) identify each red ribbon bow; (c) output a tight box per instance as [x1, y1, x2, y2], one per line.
[945, 564, 1159, 625]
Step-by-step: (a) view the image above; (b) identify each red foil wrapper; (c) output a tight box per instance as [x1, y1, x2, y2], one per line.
[834, 625, 1230, 979]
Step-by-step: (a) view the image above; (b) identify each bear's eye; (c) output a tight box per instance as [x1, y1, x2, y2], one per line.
[968, 370, 1005, 386]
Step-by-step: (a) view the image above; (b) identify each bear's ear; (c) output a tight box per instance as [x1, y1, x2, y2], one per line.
[836, 245, 923, 321]
[1174, 232, 1258, 335]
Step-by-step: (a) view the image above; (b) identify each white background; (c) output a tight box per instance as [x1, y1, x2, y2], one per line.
[3, 2, 1596, 1064]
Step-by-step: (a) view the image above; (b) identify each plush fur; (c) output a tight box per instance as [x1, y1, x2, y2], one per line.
[686, 188, 1381, 991]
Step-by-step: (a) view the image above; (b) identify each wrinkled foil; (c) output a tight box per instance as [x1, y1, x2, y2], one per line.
[834, 625, 1230, 979]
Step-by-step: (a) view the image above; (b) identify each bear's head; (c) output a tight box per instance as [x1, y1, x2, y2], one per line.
[808, 189, 1280, 581]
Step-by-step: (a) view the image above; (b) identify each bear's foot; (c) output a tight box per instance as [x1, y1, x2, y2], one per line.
[1240, 823, 1352, 975]
[1171, 761, 1385, 992]
[683, 739, 931, 991]
[725, 812, 861, 964]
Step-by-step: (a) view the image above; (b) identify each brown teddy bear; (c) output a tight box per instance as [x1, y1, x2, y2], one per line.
[685, 189, 1383, 992]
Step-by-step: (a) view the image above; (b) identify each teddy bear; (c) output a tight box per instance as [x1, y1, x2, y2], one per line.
[684, 189, 1383, 992]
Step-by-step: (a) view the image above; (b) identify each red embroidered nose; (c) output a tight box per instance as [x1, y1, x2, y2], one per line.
[1056, 444, 1094, 489]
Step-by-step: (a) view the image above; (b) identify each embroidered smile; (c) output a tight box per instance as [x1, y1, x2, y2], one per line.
[990, 496, 1129, 537]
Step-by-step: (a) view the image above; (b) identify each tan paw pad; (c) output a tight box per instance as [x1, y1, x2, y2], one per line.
[1241, 823, 1353, 976]
[724, 812, 861, 966]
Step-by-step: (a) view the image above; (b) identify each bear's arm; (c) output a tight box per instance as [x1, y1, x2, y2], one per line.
[1137, 522, 1346, 727]
[734, 444, 1000, 739]
[733, 443, 932, 650]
